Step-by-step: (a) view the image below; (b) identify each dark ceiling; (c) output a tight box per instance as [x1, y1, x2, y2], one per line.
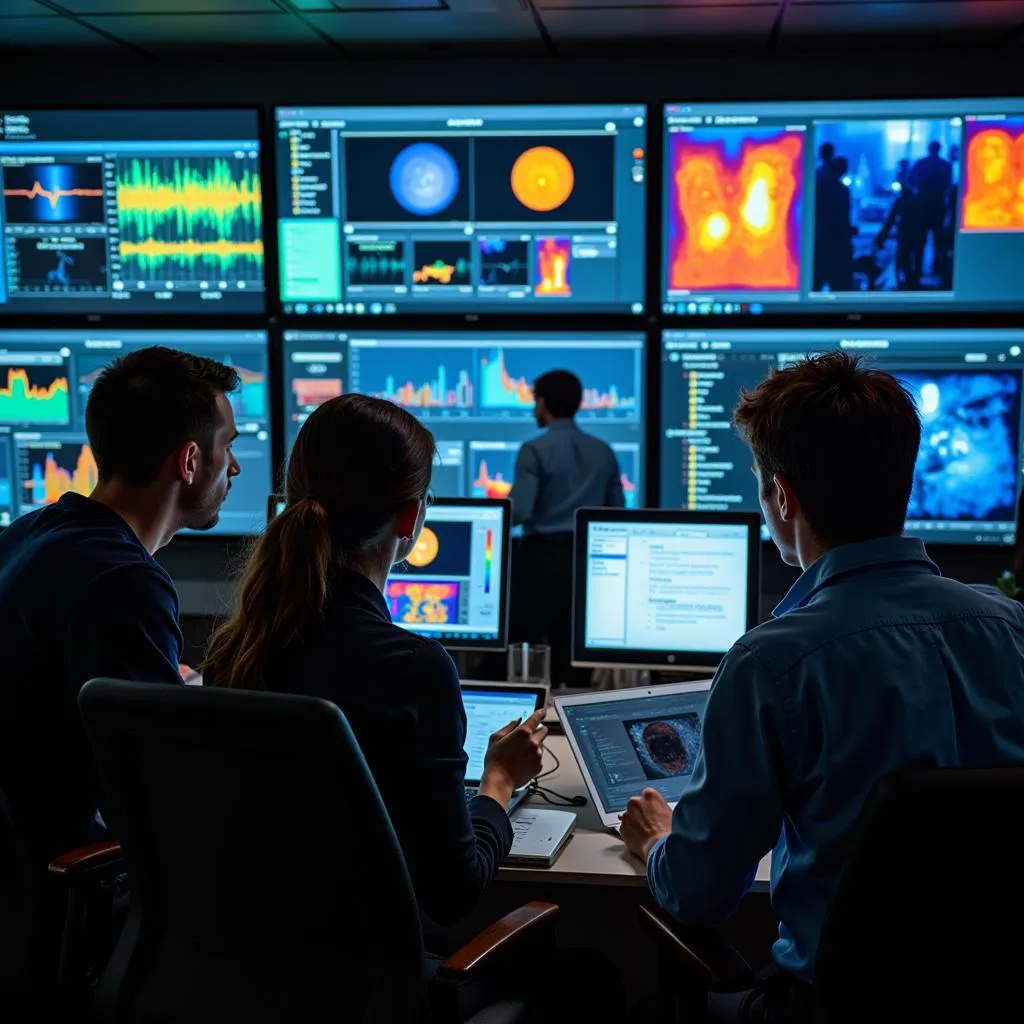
[0, 0, 1023, 58]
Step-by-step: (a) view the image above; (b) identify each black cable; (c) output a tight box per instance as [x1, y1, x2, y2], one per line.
[527, 743, 587, 807]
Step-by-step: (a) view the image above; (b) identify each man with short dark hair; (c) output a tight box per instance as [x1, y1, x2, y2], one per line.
[619, 352, 1024, 1022]
[509, 369, 624, 685]
[0, 346, 241, 866]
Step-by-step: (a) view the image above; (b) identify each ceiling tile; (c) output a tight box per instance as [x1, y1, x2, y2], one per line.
[781, 0, 1024, 44]
[55, 0, 281, 9]
[537, 0, 771, 8]
[77, 10, 334, 44]
[539, 4, 774, 47]
[0, 0, 50, 15]
[0, 14, 118, 42]
[303, 9, 544, 52]
[316, 0, 446, 8]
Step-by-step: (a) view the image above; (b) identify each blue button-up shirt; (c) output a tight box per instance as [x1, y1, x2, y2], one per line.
[646, 537, 1024, 984]
[510, 419, 625, 535]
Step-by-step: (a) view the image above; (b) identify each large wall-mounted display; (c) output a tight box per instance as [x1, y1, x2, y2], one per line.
[661, 327, 1024, 545]
[662, 98, 1024, 318]
[0, 329, 271, 535]
[0, 109, 265, 314]
[276, 104, 647, 317]
[282, 329, 645, 505]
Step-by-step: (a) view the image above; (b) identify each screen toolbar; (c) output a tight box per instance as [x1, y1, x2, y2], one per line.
[661, 328, 1024, 545]
[0, 329, 271, 536]
[662, 97, 1024, 317]
[276, 104, 647, 316]
[282, 329, 646, 506]
[0, 110, 264, 315]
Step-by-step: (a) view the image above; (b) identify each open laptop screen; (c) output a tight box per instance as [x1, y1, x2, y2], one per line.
[461, 686, 544, 784]
[558, 683, 711, 816]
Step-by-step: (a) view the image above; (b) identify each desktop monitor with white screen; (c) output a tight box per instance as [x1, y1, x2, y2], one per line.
[572, 508, 761, 671]
[387, 497, 511, 651]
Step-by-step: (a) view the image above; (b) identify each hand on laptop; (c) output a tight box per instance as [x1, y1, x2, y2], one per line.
[620, 788, 673, 863]
[479, 709, 548, 809]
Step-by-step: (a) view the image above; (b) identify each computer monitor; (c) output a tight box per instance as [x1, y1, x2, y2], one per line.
[0, 329, 272, 536]
[388, 497, 511, 651]
[572, 508, 761, 672]
[281, 329, 646, 506]
[275, 104, 647, 316]
[662, 97, 1023, 318]
[661, 327, 1024, 546]
[0, 109, 265, 314]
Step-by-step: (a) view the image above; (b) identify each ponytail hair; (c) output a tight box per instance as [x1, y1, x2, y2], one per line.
[205, 394, 435, 690]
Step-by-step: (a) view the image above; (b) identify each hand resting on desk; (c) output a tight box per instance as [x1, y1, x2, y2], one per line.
[619, 787, 673, 863]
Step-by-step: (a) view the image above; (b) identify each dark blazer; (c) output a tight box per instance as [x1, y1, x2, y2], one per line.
[257, 570, 512, 925]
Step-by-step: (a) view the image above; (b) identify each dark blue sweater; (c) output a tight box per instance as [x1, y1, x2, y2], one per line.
[261, 570, 513, 926]
[0, 494, 182, 865]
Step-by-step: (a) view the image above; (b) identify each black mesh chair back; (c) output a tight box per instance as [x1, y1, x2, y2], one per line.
[814, 765, 1024, 1024]
[79, 679, 425, 1024]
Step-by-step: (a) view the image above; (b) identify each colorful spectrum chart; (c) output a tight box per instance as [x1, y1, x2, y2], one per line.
[0, 329, 272, 536]
[275, 104, 646, 316]
[18, 439, 98, 511]
[662, 97, 1024, 318]
[0, 360, 70, 425]
[0, 109, 264, 313]
[284, 331, 646, 508]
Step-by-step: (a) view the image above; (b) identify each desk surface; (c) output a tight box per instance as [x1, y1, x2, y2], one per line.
[499, 735, 773, 890]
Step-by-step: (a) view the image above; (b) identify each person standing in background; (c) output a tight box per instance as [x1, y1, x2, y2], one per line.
[509, 369, 625, 686]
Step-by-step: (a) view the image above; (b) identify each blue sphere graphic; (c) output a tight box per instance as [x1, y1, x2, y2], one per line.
[389, 142, 459, 216]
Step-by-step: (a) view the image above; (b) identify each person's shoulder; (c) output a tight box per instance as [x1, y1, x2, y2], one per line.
[80, 558, 178, 612]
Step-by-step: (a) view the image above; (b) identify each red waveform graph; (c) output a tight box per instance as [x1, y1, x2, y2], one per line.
[534, 237, 571, 296]
[292, 377, 343, 408]
[668, 129, 803, 292]
[961, 120, 1024, 231]
[472, 460, 513, 500]
[3, 181, 104, 210]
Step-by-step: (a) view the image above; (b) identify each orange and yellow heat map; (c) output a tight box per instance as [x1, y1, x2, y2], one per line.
[961, 123, 1024, 231]
[668, 131, 803, 292]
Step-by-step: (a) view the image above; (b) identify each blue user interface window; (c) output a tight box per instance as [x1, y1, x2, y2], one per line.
[661, 328, 1024, 546]
[662, 97, 1024, 317]
[0, 329, 271, 536]
[282, 329, 646, 506]
[0, 109, 264, 314]
[276, 104, 647, 316]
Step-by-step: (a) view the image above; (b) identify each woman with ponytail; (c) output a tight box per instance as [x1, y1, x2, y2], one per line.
[205, 394, 545, 927]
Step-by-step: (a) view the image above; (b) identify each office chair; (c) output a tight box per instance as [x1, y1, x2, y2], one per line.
[0, 784, 124, 1019]
[78, 679, 558, 1024]
[641, 765, 1024, 1023]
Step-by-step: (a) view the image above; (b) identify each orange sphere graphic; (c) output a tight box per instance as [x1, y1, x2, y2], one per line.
[511, 146, 575, 213]
[406, 526, 439, 568]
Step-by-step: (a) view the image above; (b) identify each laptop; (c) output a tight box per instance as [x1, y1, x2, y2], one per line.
[555, 680, 714, 833]
[461, 682, 548, 814]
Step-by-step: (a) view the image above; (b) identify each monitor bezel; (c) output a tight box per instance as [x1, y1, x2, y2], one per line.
[571, 506, 762, 671]
[0, 105, 270, 325]
[397, 495, 513, 653]
[271, 101, 650, 322]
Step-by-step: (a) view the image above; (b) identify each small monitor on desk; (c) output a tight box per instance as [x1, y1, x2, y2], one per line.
[268, 495, 511, 651]
[572, 508, 761, 672]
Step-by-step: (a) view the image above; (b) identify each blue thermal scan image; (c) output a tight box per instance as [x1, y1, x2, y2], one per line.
[625, 713, 702, 781]
[900, 370, 1021, 524]
[389, 142, 460, 216]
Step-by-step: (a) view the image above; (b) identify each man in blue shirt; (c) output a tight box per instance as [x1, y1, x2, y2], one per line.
[0, 347, 241, 868]
[619, 351, 1024, 1021]
[509, 369, 624, 685]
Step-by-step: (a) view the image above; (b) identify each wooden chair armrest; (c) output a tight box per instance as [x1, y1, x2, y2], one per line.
[47, 841, 124, 879]
[438, 902, 559, 979]
[640, 904, 755, 992]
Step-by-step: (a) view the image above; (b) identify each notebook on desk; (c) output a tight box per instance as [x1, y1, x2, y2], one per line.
[461, 682, 547, 814]
[555, 680, 713, 833]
